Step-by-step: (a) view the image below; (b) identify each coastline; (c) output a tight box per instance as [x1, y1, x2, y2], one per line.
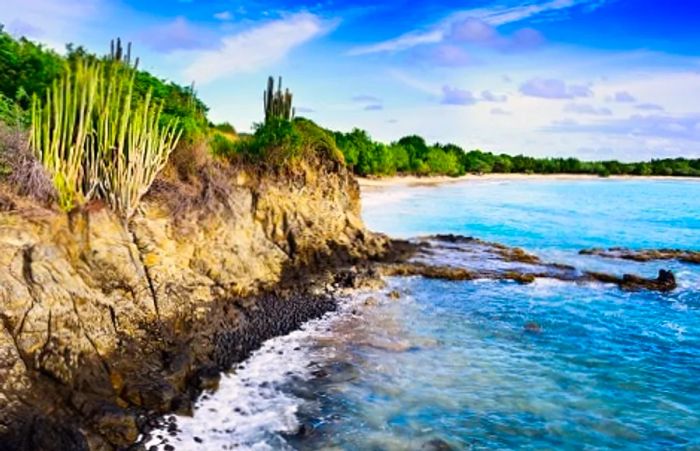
[357, 173, 700, 188]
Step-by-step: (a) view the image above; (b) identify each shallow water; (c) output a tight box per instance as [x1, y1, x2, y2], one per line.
[149, 179, 700, 450]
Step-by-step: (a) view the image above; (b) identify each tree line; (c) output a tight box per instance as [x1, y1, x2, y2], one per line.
[332, 128, 700, 177]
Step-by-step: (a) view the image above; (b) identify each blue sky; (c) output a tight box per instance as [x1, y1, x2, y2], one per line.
[3, 0, 700, 160]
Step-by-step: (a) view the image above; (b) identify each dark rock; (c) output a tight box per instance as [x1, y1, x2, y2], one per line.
[1, 415, 89, 451]
[421, 438, 454, 450]
[524, 321, 542, 333]
[580, 247, 700, 265]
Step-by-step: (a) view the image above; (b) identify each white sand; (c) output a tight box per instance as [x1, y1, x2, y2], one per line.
[357, 173, 699, 189]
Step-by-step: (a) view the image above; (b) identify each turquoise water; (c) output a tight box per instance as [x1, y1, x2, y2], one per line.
[151, 179, 700, 450]
[291, 179, 700, 450]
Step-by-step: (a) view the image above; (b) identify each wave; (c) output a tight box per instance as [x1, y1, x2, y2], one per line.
[144, 293, 368, 450]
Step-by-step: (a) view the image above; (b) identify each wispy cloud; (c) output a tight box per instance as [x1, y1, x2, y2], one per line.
[214, 11, 232, 21]
[546, 113, 700, 142]
[564, 103, 612, 116]
[447, 18, 544, 52]
[353, 95, 382, 103]
[348, 30, 442, 55]
[481, 90, 508, 102]
[425, 44, 472, 67]
[441, 86, 478, 105]
[364, 104, 384, 111]
[491, 107, 512, 116]
[636, 103, 665, 111]
[607, 91, 636, 103]
[520, 78, 593, 99]
[348, 0, 603, 55]
[441, 87, 509, 105]
[140, 17, 215, 53]
[388, 69, 442, 96]
[185, 13, 333, 84]
[0, 0, 101, 46]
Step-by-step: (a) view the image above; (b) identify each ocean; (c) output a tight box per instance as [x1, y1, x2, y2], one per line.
[149, 178, 700, 450]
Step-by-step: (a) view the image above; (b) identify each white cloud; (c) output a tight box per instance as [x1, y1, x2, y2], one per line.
[388, 69, 442, 96]
[520, 78, 593, 99]
[441, 86, 478, 105]
[481, 90, 508, 102]
[184, 13, 333, 84]
[607, 91, 636, 103]
[214, 11, 232, 21]
[348, 0, 605, 55]
[140, 17, 215, 53]
[0, 0, 101, 44]
[491, 107, 512, 115]
[347, 30, 442, 56]
[564, 103, 612, 116]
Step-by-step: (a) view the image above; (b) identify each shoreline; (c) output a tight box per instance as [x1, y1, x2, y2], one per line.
[357, 173, 700, 188]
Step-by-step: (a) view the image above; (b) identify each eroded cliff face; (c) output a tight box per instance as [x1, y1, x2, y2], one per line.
[0, 160, 388, 450]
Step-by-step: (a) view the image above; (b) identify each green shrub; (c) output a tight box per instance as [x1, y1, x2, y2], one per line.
[210, 132, 237, 158]
[213, 122, 236, 135]
[293, 117, 344, 164]
[0, 93, 28, 127]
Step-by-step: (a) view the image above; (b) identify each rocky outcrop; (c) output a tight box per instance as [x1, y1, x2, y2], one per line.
[580, 247, 700, 265]
[0, 160, 390, 450]
[378, 236, 678, 292]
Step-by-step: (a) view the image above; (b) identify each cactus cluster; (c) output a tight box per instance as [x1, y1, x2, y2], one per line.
[263, 76, 295, 123]
[109, 38, 139, 69]
[30, 56, 181, 219]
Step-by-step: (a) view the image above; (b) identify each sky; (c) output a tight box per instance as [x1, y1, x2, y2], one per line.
[3, 0, 700, 160]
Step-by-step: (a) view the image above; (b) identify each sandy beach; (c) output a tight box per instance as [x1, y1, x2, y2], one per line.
[358, 173, 700, 189]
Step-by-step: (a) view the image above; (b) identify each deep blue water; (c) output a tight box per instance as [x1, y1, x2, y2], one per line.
[150, 179, 700, 450]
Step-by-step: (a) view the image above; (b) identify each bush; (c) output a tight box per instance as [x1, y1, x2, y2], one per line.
[0, 93, 28, 127]
[213, 122, 236, 135]
[293, 118, 344, 164]
[209, 132, 237, 158]
[0, 123, 55, 204]
[242, 118, 302, 163]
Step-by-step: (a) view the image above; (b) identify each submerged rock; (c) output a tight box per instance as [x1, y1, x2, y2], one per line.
[586, 269, 677, 292]
[387, 290, 401, 300]
[421, 438, 455, 450]
[580, 247, 700, 265]
[376, 236, 679, 293]
[524, 321, 542, 333]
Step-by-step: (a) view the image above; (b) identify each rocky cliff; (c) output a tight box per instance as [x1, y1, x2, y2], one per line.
[0, 158, 388, 450]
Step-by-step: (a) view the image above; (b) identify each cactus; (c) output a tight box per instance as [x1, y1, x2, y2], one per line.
[109, 38, 139, 70]
[263, 76, 295, 123]
[30, 56, 181, 218]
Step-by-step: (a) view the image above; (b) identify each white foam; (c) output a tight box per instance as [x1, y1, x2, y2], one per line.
[145, 293, 367, 450]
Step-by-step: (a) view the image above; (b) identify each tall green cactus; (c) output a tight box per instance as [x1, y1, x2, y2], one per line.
[30, 57, 181, 219]
[109, 38, 139, 69]
[263, 76, 295, 123]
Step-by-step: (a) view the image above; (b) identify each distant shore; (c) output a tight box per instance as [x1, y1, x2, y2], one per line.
[358, 173, 700, 188]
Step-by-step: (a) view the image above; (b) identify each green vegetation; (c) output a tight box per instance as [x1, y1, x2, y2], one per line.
[225, 77, 342, 168]
[30, 55, 181, 217]
[0, 27, 208, 141]
[331, 128, 700, 178]
[230, 116, 343, 168]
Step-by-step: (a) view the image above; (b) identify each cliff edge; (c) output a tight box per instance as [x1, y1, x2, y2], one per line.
[0, 156, 389, 450]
